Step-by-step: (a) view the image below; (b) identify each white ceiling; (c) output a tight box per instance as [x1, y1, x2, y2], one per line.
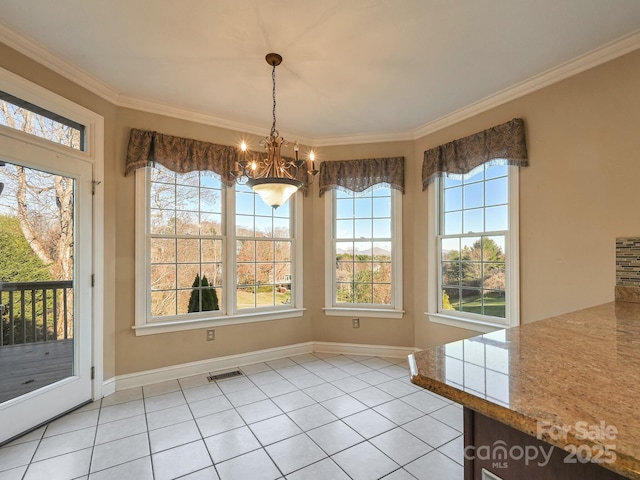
[1, 0, 639, 145]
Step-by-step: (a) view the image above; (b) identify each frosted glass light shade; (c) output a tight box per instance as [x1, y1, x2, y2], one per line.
[247, 177, 302, 208]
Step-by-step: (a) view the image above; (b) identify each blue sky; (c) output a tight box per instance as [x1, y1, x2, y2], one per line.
[336, 187, 391, 241]
[443, 164, 508, 236]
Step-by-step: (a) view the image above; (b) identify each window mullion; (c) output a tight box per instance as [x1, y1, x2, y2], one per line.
[225, 184, 235, 316]
[145, 170, 153, 321]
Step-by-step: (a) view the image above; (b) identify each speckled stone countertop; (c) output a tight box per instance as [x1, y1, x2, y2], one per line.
[409, 302, 640, 479]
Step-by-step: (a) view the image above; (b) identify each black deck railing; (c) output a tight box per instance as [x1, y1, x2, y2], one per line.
[0, 280, 73, 346]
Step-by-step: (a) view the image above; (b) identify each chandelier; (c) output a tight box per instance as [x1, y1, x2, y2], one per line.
[234, 53, 318, 208]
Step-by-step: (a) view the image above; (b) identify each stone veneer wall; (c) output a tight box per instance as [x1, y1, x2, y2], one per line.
[615, 237, 640, 303]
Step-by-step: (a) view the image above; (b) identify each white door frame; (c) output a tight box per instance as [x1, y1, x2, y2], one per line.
[0, 67, 104, 436]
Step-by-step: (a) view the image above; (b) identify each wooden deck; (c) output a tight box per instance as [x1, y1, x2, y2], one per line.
[0, 339, 73, 404]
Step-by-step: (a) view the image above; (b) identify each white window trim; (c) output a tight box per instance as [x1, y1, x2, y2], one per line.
[323, 187, 404, 319]
[425, 166, 520, 333]
[134, 170, 305, 336]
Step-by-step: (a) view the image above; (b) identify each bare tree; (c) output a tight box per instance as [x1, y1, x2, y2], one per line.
[1, 100, 78, 338]
[0, 100, 76, 281]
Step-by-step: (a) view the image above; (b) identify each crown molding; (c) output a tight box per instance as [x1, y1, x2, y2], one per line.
[410, 29, 640, 141]
[117, 93, 317, 146]
[1, 21, 638, 146]
[0, 22, 120, 104]
[312, 129, 416, 147]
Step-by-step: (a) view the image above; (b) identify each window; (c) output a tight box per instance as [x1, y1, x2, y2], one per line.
[235, 183, 294, 309]
[0, 90, 85, 150]
[428, 163, 519, 331]
[324, 185, 403, 318]
[135, 165, 302, 335]
[147, 166, 224, 318]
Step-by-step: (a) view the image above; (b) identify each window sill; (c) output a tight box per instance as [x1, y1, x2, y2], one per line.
[133, 308, 305, 336]
[323, 307, 404, 319]
[426, 312, 506, 333]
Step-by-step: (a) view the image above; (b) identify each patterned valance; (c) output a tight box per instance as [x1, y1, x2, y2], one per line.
[318, 157, 404, 196]
[124, 128, 309, 191]
[421, 118, 528, 190]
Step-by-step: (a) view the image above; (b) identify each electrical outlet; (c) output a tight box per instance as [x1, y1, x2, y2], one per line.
[352, 318, 360, 328]
[206, 329, 215, 341]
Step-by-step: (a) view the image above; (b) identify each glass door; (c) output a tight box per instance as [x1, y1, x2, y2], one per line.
[0, 150, 92, 443]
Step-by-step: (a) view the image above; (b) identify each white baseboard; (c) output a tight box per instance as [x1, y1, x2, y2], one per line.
[106, 341, 413, 395]
[313, 341, 415, 359]
[101, 377, 116, 398]
[113, 341, 314, 392]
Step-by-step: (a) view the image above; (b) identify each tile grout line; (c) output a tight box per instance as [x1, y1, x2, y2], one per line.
[437, 435, 465, 467]
[144, 384, 156, 479]
[183, 371, 224, 480]
[86, 399, 102, 479]
[20, 423, 48, 480]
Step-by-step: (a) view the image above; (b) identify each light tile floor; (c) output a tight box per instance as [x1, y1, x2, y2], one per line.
[0, 353, 464, 480]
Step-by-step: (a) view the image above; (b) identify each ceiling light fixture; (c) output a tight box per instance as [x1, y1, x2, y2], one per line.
[234, 53, 318, 208]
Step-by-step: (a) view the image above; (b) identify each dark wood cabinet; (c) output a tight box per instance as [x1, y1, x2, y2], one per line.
[464, 408, 627, 480]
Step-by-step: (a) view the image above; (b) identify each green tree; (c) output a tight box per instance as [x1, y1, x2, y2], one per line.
[473, 237, 504, 263]
[187, 274, 200, 313]
[443, 238, 505, 290]
[0, 215, 52, 282]
[187, 274, 219, 313]
[353, 269, 373, 304]
[201, 275, 219, 311]
[0, 215, 55, 343]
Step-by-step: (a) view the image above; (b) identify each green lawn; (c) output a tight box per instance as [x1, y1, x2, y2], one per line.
[452, 294, 506, 318]
[237, 289, 290, 309]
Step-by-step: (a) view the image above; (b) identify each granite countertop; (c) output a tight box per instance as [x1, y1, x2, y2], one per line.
[409, 302, 640, 479]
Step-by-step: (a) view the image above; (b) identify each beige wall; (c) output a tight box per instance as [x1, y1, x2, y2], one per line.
[2, 40, 639, 379]
[414, 49, 640, 347]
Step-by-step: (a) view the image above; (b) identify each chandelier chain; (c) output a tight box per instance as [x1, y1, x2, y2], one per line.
[271, 63, 277, 137]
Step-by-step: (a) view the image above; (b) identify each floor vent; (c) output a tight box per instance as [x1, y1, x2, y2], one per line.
[207, 370, 243, 382]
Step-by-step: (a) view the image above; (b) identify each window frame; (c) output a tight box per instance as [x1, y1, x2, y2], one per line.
[323, 186, 404, 318]
[426, 166, 519, 332]
[134, 168, 304, 336]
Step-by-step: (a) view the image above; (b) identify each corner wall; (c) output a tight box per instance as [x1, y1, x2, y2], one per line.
[413, 49, 640, 348]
